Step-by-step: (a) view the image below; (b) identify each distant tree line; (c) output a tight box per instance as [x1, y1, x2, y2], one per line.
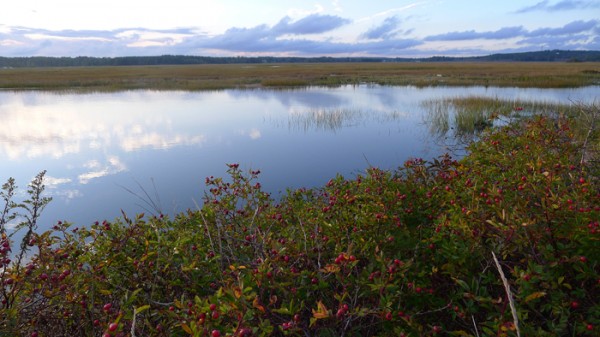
[0, 50, 598, 68]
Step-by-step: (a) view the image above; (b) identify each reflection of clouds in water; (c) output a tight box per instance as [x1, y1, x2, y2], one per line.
[120, 133, 206, 151]
[36, 175, 81, 204]
[49, 189, 83, 203]
[78, 156, 127, 184]
[0, 105, 205, 159]
[237, 128, 262, 140]
[227, 88, 347, 108]
[249, 129, 261, 140]
[45, 176, 72, 188]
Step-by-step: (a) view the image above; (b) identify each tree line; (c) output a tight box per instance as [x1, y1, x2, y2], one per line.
[0, 50, 598, 68]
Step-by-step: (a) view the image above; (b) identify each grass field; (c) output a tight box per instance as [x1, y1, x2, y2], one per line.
[0, 62, 599, 91]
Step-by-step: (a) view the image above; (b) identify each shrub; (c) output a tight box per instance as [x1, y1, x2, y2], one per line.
[1, 110, 598, 336]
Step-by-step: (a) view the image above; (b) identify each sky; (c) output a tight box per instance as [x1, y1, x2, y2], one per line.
[0, 0, 599, 58]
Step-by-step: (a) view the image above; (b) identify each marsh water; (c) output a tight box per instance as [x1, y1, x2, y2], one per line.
[1, 85, 598, 230]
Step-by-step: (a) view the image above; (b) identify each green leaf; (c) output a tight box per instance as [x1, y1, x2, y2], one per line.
[271, 308, 291, 315]
[453, 277, 470, 290]
[135, 305, 151, 314]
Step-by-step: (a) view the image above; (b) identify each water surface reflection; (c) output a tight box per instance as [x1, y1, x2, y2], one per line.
[0, 85, 597, 230]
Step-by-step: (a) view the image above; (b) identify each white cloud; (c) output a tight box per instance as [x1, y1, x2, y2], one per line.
[287, 4, 325, 19]
[0, 39, 24, 46]
[24, 33, 112, 42]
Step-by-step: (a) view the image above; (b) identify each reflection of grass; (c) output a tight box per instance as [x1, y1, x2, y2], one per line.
[0, 62, 597, 91]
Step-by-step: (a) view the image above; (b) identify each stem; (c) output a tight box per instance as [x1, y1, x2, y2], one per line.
[491, 251, 520, 337]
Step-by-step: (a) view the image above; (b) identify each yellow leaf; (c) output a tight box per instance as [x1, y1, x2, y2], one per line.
[312, 301, 329, 319]
[181, 323, 192, 335]
[269, 295, 278, 305]
[234, 287, 242, 299]
[229, 265, 236, 271]
[253, 297, 265, 313]
[321, 264, 340, 273]
[525, 292, 546, 303]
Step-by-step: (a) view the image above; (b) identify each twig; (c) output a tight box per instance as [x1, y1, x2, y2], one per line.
[492, 251, 520, 337]
[131, 306, 137, 337]
[471, 315, 480, 337]
[193, 198, 215, 255]
[297, 218, 309, 256]
[578, 103, 597, 167]
[414, 302, 451, 316]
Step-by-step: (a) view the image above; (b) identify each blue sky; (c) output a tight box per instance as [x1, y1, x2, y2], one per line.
[0, 0, 598, 57]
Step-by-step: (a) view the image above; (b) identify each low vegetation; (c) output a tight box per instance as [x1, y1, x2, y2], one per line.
[1, 103, 599, 336]
[0, 62, 598, 91]
[422, 97, 593, 147]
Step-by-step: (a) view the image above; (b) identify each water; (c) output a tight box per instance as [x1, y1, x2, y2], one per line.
[1, 85, 597, 230]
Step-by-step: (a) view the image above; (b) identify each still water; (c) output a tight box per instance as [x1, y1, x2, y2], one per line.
[1, 85, 597, 230]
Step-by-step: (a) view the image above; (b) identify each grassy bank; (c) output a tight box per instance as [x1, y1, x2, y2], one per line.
[0, 62, 599, 91]
[1, 103, 598, 336]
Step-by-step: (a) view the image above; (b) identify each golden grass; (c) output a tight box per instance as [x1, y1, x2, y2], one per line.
[0, 62, 598, 91]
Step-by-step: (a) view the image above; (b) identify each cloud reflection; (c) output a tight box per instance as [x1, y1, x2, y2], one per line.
[120, 133, 206, 151]
[78, 156, 127, 184]
[0, 95, 207, 161]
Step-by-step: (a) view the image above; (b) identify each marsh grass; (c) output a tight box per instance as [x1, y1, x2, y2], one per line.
[423, 96, 590, 149]
[0, 62, 598, 91]
[287, 108, 366, 132]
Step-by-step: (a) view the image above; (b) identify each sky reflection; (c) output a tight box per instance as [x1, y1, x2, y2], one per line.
[0, 85, 597, 230]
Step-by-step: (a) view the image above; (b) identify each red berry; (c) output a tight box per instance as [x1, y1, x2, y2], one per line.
[31, 332, 39, 337]
[433, 325, 442, 333]
[109, 322, 118, 331]
[571, 301, 579, 309]
[587, 324, 594, 331]
[209, 303, 217, 311]
[212, 311, 219, 319]
[103, 303, 112, 311]
[211, 330, 221, 337]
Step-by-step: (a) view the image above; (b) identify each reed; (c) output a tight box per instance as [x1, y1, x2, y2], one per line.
[287, 108, 365, 132]
[423, 96, 586, 141]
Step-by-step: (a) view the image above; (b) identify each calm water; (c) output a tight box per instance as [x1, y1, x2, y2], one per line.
[1, 85, 598, 230]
